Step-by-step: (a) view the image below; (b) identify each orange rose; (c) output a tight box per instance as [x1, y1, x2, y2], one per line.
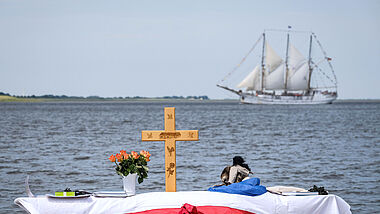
[140, 150, 151, 161]
[120, 150, 127, 155]
[123, 153, 130, 159]
[115, 153, 123, 162]
[145, 151, 151, 158]
[109, 155, 116, 162]
[131, 151, 139, 159]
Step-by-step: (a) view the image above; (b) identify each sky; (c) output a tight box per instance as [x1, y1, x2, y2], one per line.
[0, 0, 379, 99]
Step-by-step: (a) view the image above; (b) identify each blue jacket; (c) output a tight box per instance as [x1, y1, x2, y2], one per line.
[208, 178, 267, 196]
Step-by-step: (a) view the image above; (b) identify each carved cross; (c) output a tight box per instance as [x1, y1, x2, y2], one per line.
[141, 107, 199, 192]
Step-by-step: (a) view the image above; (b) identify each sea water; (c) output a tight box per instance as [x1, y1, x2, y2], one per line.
[0, 101, 379, 213]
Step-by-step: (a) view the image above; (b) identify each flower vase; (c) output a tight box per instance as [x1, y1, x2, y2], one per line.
[122, 173, 137, 196]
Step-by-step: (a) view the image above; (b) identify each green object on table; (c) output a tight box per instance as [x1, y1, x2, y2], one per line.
[55, 192, 75, 196]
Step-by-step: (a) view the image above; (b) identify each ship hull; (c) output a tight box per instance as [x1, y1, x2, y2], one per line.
[240, 92, 337, 105]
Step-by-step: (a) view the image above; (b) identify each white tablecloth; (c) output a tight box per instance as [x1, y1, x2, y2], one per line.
[14, 191, 351, 214]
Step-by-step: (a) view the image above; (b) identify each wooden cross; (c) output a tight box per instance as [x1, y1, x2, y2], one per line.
[141, 107, 199, 192]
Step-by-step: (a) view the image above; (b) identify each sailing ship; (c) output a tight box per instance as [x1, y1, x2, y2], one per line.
[217, 29, 337, 104]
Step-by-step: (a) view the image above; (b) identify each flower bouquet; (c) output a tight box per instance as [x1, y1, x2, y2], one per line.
[109, 150, 151, 184]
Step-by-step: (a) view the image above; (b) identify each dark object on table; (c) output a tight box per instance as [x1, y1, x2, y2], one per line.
[64, 188, 92, 196]
[308, 185, 328, 195]
[64, 188, 72, 192]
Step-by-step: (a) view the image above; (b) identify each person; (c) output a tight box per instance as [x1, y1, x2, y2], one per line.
[221, 156, 252, 185]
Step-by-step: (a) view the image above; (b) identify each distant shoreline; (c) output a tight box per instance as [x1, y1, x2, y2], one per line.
[1, 95, 379, 103]
[0, 95, 234, 103]
[0, 94, 210, 103]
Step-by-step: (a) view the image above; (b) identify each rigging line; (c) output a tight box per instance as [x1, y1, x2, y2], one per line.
[312, 63, 336, 88]
[313, 62, 336, 87]
[314, 86, 337, 89]
[312, 33, 338, 87]
[264, 29, 311, 34]
[312, 62, 333, 83]
[218, 35, 263, 84]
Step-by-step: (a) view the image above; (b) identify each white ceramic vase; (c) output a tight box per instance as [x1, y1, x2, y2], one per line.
[122, 173, 137, 196]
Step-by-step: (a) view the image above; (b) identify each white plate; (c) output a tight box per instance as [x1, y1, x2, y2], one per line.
[282, 192, 319, 196]
[46, 194, 91, 198]
[93, 191, 127, 197]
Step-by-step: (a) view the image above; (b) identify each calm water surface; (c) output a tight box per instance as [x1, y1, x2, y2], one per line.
[0, 101, 379, 213]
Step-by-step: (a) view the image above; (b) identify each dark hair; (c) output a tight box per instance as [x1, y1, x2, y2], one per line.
[233, 156, 251, 171]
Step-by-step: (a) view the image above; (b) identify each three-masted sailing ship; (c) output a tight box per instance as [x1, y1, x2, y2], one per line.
[217, 29, 337, 104]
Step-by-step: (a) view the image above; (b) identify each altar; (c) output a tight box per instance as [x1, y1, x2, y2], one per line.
[14, 107, 352, 213]
[14, 191, 351, 214]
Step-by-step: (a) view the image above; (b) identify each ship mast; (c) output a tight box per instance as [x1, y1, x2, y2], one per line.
[260, 32, 266, 92]
[307, 34, 313, 93]
[284, 32, 290, 93]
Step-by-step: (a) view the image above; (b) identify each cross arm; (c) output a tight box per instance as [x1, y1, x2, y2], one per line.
[141, 130, 199, 141]
[141, 130, 165, 141]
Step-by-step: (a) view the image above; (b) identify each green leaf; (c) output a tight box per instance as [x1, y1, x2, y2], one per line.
[138, 176, 143, 184]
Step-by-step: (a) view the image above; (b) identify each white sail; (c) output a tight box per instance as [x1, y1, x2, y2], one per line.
[265, 42, 283, 73]
[237, 65, 261, 90]
[264, 63, 285, 90]
[287, 62, 309, 90]
[287, 43, 306, 77]
[286, 44, 309, 90]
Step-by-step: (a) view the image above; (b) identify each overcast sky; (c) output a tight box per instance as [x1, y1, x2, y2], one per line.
[0, 0, 379, 99]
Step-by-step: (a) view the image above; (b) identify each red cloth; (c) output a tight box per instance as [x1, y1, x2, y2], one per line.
[179, 203, 198, 214]
[129, 204, 255, 214]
